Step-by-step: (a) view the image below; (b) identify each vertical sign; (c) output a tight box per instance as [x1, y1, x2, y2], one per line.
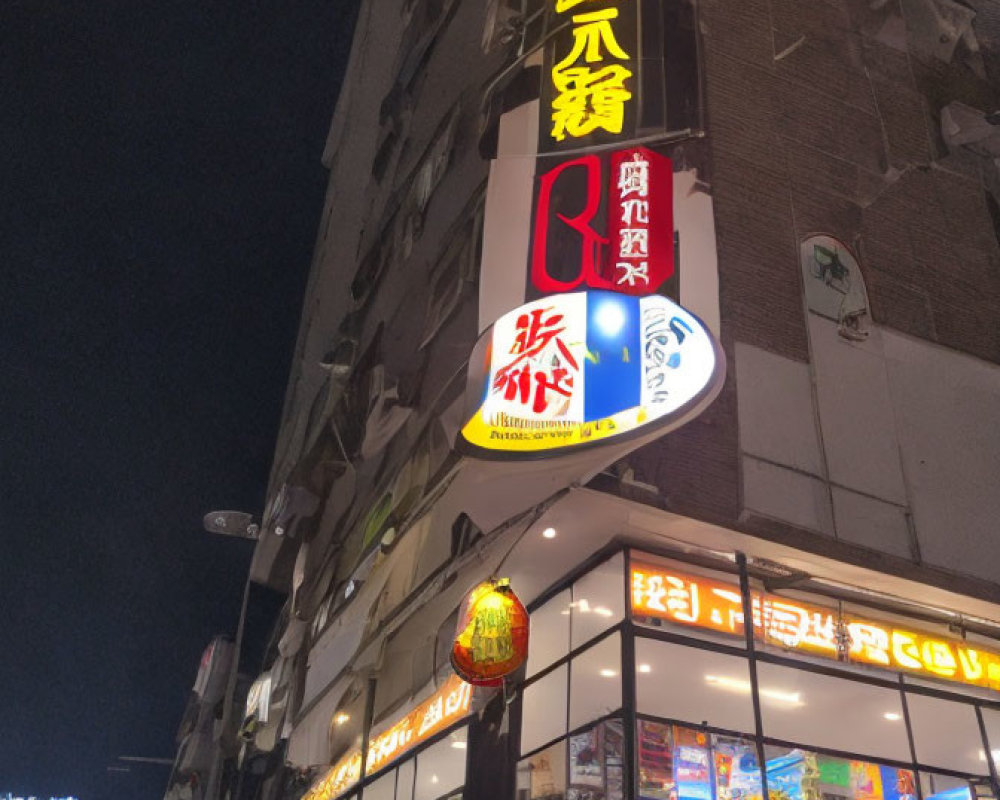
[530, 147, 673, 297]
[541, 0, 639, 153]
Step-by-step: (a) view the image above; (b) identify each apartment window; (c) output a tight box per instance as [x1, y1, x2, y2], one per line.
[420, 193, 483, 348]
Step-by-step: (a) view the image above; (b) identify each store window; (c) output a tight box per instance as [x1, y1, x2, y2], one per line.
[522, 664, 569, 755]
[365, 769, 398, 800]
[905, 693, 985, 774]
[397, 758, 415, 800]
[569, 632, 622, 731]
[763, 743, 918, 800]
[571, 552, 625, 649]
[635, 638, 756, 734]
[755, 663, 911, 764]
[413, 727, 468, 800]
[517, 739, 567, 800]
[638, 723, 763, 800]
[526, 588, 571, 679]
[568, 718, 625, 800]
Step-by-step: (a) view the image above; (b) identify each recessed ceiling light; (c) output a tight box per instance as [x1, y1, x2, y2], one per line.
[542, 527, 557, 539]
[883, 712, 902, 721]
[638, 664, 652, 673]
[599, 668, 618, 678]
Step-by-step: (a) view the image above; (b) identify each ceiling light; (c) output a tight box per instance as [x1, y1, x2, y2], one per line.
[593, 606, 614, 617]
[704, 675, 802, 706]
[542, 527, 557, 539]
[883, 712, 902, 722]
[638, 664, 652, 673]
[334, 713, 350, 726]
[600, 668, 618, 678]
[451, 741, 467, 750]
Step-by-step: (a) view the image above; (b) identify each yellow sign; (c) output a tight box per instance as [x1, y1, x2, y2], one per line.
[550, 3, 633, 141]
[304, 676, 473, 800]
[631, 562, 1000, 692]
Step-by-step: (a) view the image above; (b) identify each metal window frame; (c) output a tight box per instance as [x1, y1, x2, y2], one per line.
[513, 540, 1000, 800]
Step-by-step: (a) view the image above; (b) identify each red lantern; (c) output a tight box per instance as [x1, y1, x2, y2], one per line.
[451, 579, 529, 686]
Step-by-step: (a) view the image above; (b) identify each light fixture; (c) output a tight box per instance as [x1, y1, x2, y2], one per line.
[593, 606, 614, 617]
[542, 527, 557, 539]
[334, 713, 350, 726]
[431, 775, 439, 784]
[638, 664, 652, 674]
[704, 675, 802, 706]
[883, 712, 902, 722]
[599, 668, 618, 678]
[451, 741, 467, 750]
[595, 298, 626, 337]
[978, 749, 1000, 762]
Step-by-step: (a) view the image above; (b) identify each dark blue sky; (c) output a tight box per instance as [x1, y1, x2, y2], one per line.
[0, 2, 357, 797]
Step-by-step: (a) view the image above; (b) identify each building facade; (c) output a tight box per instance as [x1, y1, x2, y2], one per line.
[228, 1, 1000, 800]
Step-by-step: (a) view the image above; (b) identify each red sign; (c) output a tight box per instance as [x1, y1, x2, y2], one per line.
[605, 148, 673, 294]
[530, 147, 673, 296]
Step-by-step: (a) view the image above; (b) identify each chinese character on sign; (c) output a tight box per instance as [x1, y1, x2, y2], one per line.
[493, 307, 580, 416]
[551, 8, 634, 142]
[614, 152, 651, 287]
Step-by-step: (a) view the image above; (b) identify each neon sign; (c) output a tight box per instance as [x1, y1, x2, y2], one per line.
[531, 147, 673, 296]
[460, 291, 724, 457]
[549, 2, 634, 143]
[304, 676, 472, 800]
[631, 563, 1000, 692]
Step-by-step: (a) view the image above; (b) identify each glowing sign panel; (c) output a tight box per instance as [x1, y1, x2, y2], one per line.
[543, 0, 638, 151]
[304, 676, 472, 800]
[531, 147, 673, 296]
[460, 291, 723, 457]
[631, 563, 1000, 692]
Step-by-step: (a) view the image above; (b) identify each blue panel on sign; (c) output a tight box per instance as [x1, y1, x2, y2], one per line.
[584, 292, 642, 421]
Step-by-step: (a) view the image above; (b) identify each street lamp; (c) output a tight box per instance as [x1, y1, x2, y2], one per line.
[202, 510, 259, 540]
[203, 509, 258, 800]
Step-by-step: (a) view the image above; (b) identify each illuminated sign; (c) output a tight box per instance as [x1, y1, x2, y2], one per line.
[543, 0, 638, 151]
[460, 290, 723, 457]
[531, 147, 673, 296]
[631, 562, 1000, 692]
[304, 676, 472, 800]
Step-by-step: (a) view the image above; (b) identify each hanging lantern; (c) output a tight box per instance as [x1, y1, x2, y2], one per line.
[451, 578, 529, 686]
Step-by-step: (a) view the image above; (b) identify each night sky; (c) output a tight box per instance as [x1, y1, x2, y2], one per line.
[1, 2, 358, 797]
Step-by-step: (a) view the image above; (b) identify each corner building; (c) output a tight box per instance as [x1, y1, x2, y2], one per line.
[239, 2, 1000, 800]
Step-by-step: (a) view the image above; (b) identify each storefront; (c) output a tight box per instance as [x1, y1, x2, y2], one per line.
[516, 546, 1000, 800]
[298, 538, 1000, 800]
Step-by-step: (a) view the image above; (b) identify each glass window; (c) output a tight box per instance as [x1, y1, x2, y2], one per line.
[397, 758, 415, 800]
[568, 718, 625, 800]
[365, 769, 397, 800]
[570, 633, 622, 732]
[517, 739, 567, 800]
[764, 743, 918, 800]
[921, 772, 980, 800]
[523, 665, 569, 755]
[528, 589, 571, 678]
[756, 663, 911, 763]
[572, 553, 625, 649]
[413, 726, 467, 800]
[905, 693, 986, 775]
[635, 638, 756, 734]
[637, 722, 762, 800]
[978, 707, 1000, 771]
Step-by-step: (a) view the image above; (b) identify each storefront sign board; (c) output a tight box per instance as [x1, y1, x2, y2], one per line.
[632, 562, 1000, 693]
[304, 676, 472, 800]
[459, 290, 723, 457]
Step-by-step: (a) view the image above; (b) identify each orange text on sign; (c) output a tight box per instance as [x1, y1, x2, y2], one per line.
[304, 675, 473, 800]
[631, 563, 1000, 692]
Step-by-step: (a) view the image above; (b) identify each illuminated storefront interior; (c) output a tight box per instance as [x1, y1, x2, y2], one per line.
[517, 548, 1000, 800]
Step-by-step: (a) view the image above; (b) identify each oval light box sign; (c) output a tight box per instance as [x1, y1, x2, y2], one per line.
[459, 290, 725, 459]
